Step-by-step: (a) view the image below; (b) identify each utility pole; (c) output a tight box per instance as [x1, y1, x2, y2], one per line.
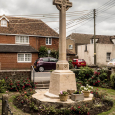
[94, 9, 96, 65]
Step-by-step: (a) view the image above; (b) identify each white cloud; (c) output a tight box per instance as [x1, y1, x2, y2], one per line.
[0, 0, 114, 36]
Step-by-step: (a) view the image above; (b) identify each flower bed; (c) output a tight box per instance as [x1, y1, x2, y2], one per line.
[13, 89, 113, 115]
[0, 77, 36, 93]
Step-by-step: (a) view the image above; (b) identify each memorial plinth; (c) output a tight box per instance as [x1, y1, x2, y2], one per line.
[47, 0, 77, 97]
[49, 70, 76, 95]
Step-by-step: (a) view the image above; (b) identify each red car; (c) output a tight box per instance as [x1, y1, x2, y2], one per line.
[72, 59, 86, 69]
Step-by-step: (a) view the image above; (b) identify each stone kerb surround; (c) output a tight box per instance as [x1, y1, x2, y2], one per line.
[48, 0, 77, 96]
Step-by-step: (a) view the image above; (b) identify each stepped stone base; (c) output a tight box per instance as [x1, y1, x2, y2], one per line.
[48, 70, 77, 95]
[35, 81, 50, 89]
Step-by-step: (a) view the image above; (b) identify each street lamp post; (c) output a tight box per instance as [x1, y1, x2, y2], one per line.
[48, 50, 51, 57]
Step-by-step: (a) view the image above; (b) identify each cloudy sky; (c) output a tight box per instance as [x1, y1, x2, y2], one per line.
[0, 0, 115, 36]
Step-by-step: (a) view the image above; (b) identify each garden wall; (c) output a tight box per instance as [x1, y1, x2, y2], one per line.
[0, 70, 31, 80]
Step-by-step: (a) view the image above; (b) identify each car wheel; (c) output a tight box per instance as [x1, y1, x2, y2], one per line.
[75, 65, 77, 69]
[39, 66, 44, 72]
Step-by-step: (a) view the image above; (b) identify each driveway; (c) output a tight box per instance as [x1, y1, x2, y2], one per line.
[32, 71, 51, 82]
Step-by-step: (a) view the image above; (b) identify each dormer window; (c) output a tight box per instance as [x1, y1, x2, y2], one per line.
[0, 15, 9, 27]
[1, 20, 7, 27]
[90, 38, 98, 44]
[112, 39, 115, 44]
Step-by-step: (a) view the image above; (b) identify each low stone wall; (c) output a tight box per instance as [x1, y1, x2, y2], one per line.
[0, 70, 31, 80]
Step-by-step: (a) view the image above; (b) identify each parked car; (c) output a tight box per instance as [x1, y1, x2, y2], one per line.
[34, 57, 58, 72]
[107, 58, 115, 69]
[72, 59, 86, 69]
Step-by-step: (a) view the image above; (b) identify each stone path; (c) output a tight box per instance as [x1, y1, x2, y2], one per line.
[32, 89, 93, 103]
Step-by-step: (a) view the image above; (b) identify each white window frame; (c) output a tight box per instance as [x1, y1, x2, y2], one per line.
[112, 39, 115, 44]
[90, 39, 98, 44]
[17, 53, 32, 63]
[15, 36, 29, 44]
[46, 38, 52, 45]
[106, 52, 111, 61]
[1, 20, 7, 27]
[69, 45, 73, 49]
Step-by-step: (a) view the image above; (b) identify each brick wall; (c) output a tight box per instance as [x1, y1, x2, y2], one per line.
[0, 35, 15, 44]
[0, 35, 59, 51]
[30, 37, 59, 51]
[0, 35, 59, 70]
[0, 53, 38, 70]
[0, 70, 31, 80]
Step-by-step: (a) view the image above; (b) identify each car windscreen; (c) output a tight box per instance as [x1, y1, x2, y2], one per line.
[73, 60, 77, 62]
[78, 59, 85, 62]
[50, 58, 58, 62]
[43, 58, 49, 62]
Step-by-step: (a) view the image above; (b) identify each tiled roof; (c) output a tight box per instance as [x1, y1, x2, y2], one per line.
[94, 35, 113, 44]
[67, 33, 113, 44]
[66, 49, 75, 55]
[0, 44, 38, 53]
[67, 33, 92, 44]
[0, 16, 59, 37]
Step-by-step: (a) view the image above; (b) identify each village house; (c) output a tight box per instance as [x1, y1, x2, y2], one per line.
[0, 15, 59, 70]
[66, 33, 115, 66]
[66, 33, 93, 55]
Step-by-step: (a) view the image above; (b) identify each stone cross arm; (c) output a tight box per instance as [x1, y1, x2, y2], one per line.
[53, 0, 72, 11]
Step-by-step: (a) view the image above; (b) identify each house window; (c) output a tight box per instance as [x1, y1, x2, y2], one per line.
[18, 53, 32, 62]
[15, 36, 29, 44]
[106, 52, 111, 61]
[69, 45, 73, 49]
[84, 45, 87, 52]
[1, 20, 7, 27]
[46, 38, 52, 45]
[90, 39, 98, 44]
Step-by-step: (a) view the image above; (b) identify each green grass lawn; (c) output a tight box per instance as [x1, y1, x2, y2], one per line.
[0, 87, 115, 115]
[93, 87, 115, 115]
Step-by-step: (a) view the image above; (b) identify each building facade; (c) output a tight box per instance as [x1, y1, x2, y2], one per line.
[0, 15, 59, 70]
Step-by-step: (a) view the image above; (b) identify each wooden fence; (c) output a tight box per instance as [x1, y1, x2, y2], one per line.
[0, 94, 13, 115]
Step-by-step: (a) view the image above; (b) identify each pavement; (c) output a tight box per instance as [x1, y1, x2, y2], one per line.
[31, 71, 51, 82]
[32, 89, 93, 103]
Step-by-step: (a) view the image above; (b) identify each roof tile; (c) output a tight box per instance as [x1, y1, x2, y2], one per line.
[0, 16, 59, 37]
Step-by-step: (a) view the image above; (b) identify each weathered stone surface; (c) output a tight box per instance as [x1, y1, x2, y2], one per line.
[49, 70, 77, 95]
[71, 93, 84, 101]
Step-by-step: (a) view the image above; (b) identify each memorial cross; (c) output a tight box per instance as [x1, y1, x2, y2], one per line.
[53, 0, 72, 70]
[53, 0, 72, 11]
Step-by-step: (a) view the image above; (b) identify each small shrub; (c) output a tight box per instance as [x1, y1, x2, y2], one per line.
[77, 66, 94, 86]
[0, 79, 6, 93]
[76, 82, 83, 90]
[38, 46, 48, 57]
[68, 60, 74, 69]
[71, 69, 79, 77]
[110, 73, 115, 88]
[38, 46, 59, 59]
[5, 77, 36, 91]
[50, 49, 59, 59]
[88, 71, 100, 86]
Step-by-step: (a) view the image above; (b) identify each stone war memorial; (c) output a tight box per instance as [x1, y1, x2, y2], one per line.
[48, 0, 77, 97]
